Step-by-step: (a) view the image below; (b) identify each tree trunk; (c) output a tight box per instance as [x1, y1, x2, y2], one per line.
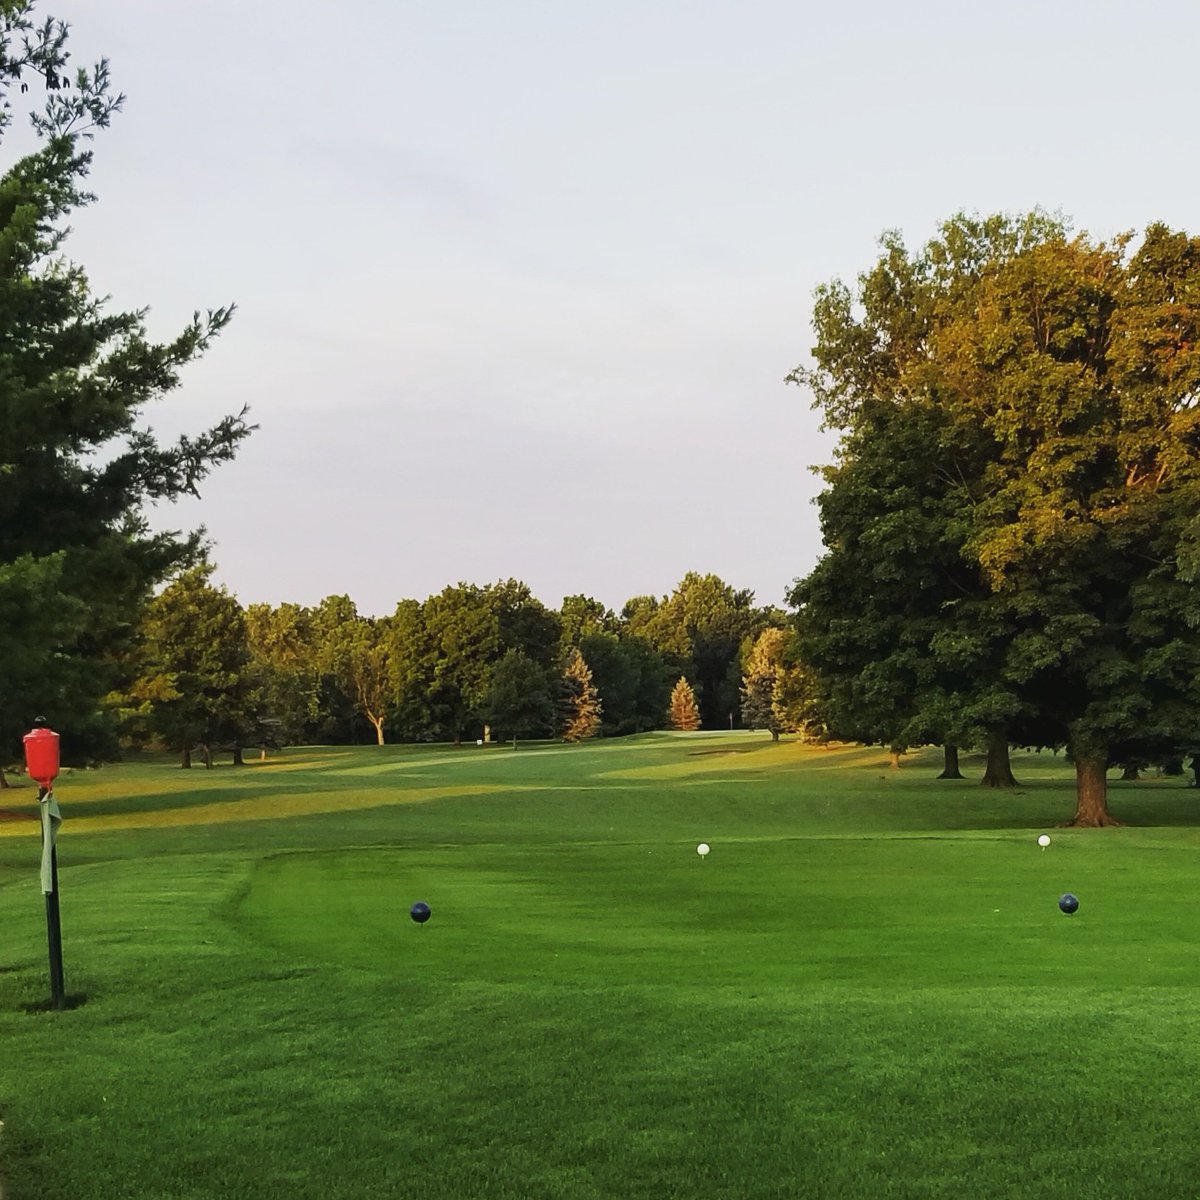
[981, 729, 1018, 788]
[369, 716, 385, 745]
[0, 767, 8, 789]
[771, 728, 780, 742]
[889, 747, 903, 769]
[938, 744, 964, 780]
[202, 743, 212, 769]
[260, 747, 268, 762]
[232, 746, 245, 766]
[181, 747, 192, 769]
[1069, 745, 1121, 827]
[483, 724, 491, 744]
[1120, 765, 1139, 781]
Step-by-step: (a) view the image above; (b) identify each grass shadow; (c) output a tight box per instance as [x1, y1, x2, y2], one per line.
[21, 992, 88, 1014]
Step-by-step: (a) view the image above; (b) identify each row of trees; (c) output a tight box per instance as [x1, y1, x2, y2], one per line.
[789, 211, 1200, 827]
[106, 568, 802, 764]
[0, 4, 806, 778]
[9, 8, 1195, 826]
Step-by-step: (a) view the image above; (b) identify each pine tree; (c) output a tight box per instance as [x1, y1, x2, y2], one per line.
[0, 8, 252, 765]
[741, 628, 791, 740]
[668, 677, 701, 731]
[741, 672, 781, 740]
[559, 648, 602, 742]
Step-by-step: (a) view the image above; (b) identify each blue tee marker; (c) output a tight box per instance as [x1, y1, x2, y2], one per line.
[1058, 893, 1079, 915]
[410, 901, 431, 925]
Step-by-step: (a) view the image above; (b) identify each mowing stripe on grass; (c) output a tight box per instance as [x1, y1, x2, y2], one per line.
[0, 783, 507, 837]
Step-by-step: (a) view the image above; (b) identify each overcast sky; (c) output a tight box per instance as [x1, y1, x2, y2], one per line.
[47, 0, 1200, 615]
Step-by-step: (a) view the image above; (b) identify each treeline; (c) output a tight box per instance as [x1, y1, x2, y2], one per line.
[0, 9, 803, 777]
[8, 10, 1198, 828]
[109, 569, 808, 764]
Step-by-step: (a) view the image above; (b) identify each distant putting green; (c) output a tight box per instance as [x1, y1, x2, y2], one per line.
[3, 734, 1200, 1199]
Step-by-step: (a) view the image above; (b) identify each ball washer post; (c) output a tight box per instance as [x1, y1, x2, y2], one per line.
[24, 720, 65, 1011]
[39, 784, 65, 1009]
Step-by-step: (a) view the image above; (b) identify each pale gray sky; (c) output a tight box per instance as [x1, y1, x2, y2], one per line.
[50, 0, 1200, 614]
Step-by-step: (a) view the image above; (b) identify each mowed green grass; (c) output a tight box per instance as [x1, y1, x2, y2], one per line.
[3, 734, 1200, 1199]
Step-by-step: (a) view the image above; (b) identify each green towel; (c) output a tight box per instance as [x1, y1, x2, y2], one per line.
[39, 789, 62, 895]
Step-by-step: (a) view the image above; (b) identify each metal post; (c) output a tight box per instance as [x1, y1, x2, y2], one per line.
[39, 785, 65, 1010]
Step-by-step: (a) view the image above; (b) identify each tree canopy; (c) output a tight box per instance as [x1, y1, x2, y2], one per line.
[123, 566, 257, 767]
[482, 649, 555, 747]
[627, 572, 773, 728]
[790, 211, 1200, 825]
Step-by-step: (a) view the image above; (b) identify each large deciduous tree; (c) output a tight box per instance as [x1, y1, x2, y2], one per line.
[124, 566, 257, 767]
[557, 594, 616, 658]
[792, 212, 1200, 825]
[576, 630, 671, 736]
[0, 3, 251, 765]
[387, 598, 431, 741]
[396, 580, 560, 744]
[243, 602, 321, 746]
[482, 649, 555, 748]
[312, 596, 392, 746]
[788, 398, 1025, 783]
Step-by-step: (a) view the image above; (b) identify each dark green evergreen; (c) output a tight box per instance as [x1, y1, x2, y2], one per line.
[0, 3, 251, 768]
